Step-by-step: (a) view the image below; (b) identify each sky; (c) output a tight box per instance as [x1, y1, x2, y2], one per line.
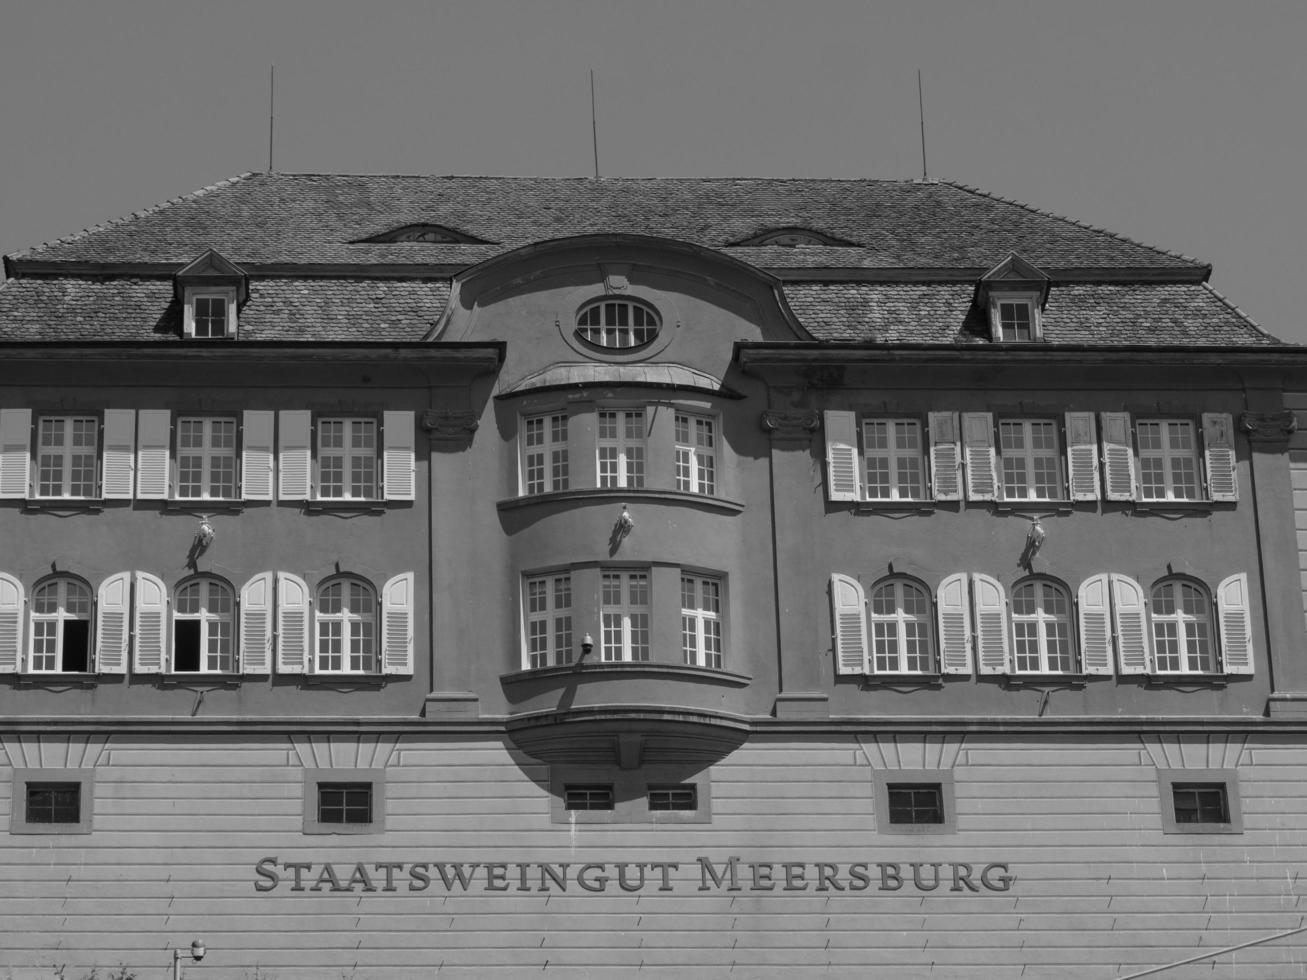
[1, 0, 1303, 342]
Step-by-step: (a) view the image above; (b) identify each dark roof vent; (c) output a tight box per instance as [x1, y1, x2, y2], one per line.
[355, 223, 494, 245]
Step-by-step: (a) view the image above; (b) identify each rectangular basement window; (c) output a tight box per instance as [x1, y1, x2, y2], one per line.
[318, 782, 373, 825]
[564, 785, 615, 811]
[1157, 769, 1243, 834]
[647, 785, 698, 811]
[887, 783, 945, 825]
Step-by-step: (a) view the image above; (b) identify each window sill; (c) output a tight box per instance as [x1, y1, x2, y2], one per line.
[857, 672, 944, 689]
[14, 672, 99, 688]
[498, 487, 745, 514]
[1130, 499, 1219, 515]
[303, 499, 389, 514]
[22, 499, 105, 514]
[501, 661, 751, 688]
[298, 672, 391, 687]
[159, 672, 243, 688]
[1002, 673, 1088, 689]
[855, 499, 935, 514]
[1144, 672, 1231, 689]
[991, 500, 1074, 514]
[162, 499, 245, 514]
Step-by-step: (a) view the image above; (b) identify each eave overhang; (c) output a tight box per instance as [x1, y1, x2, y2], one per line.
[0, 340, 506, 367]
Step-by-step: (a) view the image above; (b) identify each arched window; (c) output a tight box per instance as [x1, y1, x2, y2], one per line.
[174, 577, 235, 673]
[30, 577, 92, 673]
[868, 578, 934, 673]
[1011, 578, 1075, 673]
[1151, 578, 1215, 673]
[317, 577, 377, 673]
[575, 298, 661, 350]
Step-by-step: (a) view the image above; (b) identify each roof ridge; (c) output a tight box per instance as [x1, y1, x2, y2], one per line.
[938, 180, 1208, 270]
[1198, 280, 1281, 344]
[11, 172, 259, 260]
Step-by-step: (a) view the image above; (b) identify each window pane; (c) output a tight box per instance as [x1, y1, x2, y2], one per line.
[26, 783, 80, 824]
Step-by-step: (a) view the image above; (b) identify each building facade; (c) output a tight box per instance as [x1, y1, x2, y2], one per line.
[1, 174, 1305, 978]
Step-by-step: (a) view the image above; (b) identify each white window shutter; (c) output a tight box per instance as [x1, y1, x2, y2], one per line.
[240, 571, 274, 674]
[133, 571, 167, 673]
[1077, 573, 1114, 675]
[0, 572, 23, 673]
[1202, 413, 1239, 502]
[383, 411, 416, 502]
[135, 410, 171, 500]
[972, 573, 1010, 674]
[830, 573, 869, 675]
[242, 411, 275, 501]
[101, 409, 137, 499]
[276, 571, 310, 674]
[1216, 572, 1254, 674]
[96, 572, 130, 674]
[936, 573, 973, 674]
[382, 571, 416, 674]
[823, 410, 861, 501]
[1065, 412, 1100, 502]
[278, 410, 312, 500]
[962, 412, 997, 501]
[1100, 412, 1136, 501]
[928, 411, 962, 501]
[0, 408, 31, 499]
[1110, 574, 1151, 674]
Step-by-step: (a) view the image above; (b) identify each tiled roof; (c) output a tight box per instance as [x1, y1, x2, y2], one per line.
[0, 277, 1272, 346]
[9, 173, 1203, 272]
[0, 277, 449, 342]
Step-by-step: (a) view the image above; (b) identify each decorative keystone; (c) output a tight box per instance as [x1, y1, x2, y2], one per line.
[1238, 410, 1297, 443]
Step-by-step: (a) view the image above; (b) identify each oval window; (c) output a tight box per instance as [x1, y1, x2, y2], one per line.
[575, 299, 661, 351]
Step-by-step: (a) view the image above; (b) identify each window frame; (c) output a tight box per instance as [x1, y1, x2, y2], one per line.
[860, 417, 928, 502]
[674, 411, 718, 496]
[316, 416, 380, 502]
[182, 285, 238, 340]
[596, 408, 647, 490]
[174, 415, 239, 501]
[987, 291, 1042, 343]
[997, 417, 1066, 502]
[1150, 576, 1217, 674]
[171, 575, 236, 674]
[314, 575, 379, 674]
[302, 768, 385, 835]
[1010, 577, 1077, 674]
[34, 414, 100, 500]
[1157, 769, 1242, 835]
[1135, 417, 1202, 502]
[521, 412, 570, 496]
[600, 569, 651, 662]
[11, 769, 94, 835]
[523, 571, 574, 669]
[680, 573, 723, 669]
[872, 769, 957, 835]
[28, 575, 94, 674]
[867, 576, 936, 675]
[575, 298, 662, 351]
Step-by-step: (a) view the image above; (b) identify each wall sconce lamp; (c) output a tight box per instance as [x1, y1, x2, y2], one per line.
[172, 939, 206, 980]
[580, 633, 595, 660]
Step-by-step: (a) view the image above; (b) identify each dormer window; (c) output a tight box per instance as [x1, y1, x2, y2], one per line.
[185, 289, 238, 339]
[975, 253, 1050, 344]
[174, 249, 247, 341]
[576, 298, 661, 351]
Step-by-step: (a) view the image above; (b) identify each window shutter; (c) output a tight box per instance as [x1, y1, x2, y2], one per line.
[0, 572, 23, 673]
[242, 411, 275, 501]
[0, 408, 31, 499]
[928, 411, 962, 501]
[1065, 412, 1100, 502]
[1077, 573, 1113, 675]
[1100, 412, 1136, 501]
[1110, 574, 1151, 674]
[830, 573, 869, 675]
[277, 410, 312, 501]
[276, 571, 310, 674]
[936, 573, 973, 674]
[383, 411, 416, 502]
[1202, 412, 1238, 502]
[101, 409, 137, 499]
[96, 572, 130, 674]
[1216, 572, 1254, 674]
[381, 571, 416, 674]
[962, 412, 997, 501]
[133, 571, 167, 673]
[972, 573, 1009, 674]
[240, 571, 274, 674]
[823, 410, 861, 502]
[135, 410, 171, 500]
